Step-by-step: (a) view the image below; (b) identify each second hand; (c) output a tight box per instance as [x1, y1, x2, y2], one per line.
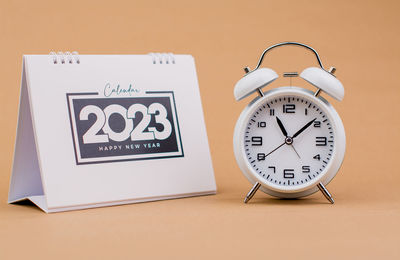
[264, 142, 286, 158]
[290, 144, 301, 159]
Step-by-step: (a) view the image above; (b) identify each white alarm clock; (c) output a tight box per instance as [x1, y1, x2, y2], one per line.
[233, 42, 346, 204]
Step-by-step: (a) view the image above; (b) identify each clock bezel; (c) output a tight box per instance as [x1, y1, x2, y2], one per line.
[233, 87, 346, 198]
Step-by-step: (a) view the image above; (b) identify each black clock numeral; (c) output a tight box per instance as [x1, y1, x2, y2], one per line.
[283, 169, 295, 179]
[314, 121, 321, 127]
[313, 154, 321, 161]
[305, 108, 308, 115]
[302, 166, 310, 173]
[268, 166, 276, 173]
[257, 121, 266, 128]
[270, 109, 275, 116]
[283, 104, 296, 113]
[316, 136, 327, 146]
[257, 153, 266, 161]
[251, 136, 262, 146]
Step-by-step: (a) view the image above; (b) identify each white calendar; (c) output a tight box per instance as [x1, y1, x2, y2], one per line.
[8, 52, 216, 213]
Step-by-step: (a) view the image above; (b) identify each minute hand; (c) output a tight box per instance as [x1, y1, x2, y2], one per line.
[292, 118, 317, 138]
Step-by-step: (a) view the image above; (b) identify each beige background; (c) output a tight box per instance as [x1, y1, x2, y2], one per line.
[1, 0, 399, 259]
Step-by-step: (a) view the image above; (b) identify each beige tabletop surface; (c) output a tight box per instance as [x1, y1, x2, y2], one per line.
[0, 0, 399, 259]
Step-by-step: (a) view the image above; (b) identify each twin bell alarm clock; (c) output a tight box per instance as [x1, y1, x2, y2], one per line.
[233, 42, 346, 204]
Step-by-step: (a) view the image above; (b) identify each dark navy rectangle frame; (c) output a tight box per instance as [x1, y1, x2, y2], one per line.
[66, 91, 184, 165]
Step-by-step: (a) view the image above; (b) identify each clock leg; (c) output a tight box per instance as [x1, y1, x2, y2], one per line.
[244, 182, 261, 203]
[317, 182, 335, 204]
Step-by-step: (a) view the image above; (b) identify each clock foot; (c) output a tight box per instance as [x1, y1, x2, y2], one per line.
[244, 182, 261, 203]
[317, 182, 335, 204]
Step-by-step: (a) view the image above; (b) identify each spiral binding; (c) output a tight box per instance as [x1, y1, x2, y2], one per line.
[50, 52, 174, 65]
[148, 52, 175, 64]
[50, 51, 80, 64]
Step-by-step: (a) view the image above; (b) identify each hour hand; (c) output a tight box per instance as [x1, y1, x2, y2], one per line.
[276, 117, 288, 137]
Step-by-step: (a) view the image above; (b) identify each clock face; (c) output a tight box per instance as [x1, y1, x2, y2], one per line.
[244, 94, 334, 190]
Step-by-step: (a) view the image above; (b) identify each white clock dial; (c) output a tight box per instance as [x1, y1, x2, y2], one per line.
[244, 94, 334, 190]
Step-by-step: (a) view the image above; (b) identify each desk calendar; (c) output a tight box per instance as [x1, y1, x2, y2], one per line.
[8, 52, 216, 213]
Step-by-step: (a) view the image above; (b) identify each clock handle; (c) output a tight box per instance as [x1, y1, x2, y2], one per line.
[247, 42, 325, 74]
[238, 42, 344, 101]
